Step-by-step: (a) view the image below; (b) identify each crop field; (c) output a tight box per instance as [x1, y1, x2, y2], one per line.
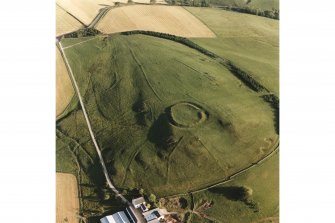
[59, 33, 277, 197]
[56, 173, 80, 223]
[186, 7, 279, 95]
[96, 5, 216, 37]
[56, 47, 74, 117]
[56, 5, 83, 36]
[56, 0, 110, 26]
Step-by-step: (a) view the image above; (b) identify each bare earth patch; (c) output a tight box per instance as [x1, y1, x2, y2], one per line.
[56, 5, 83, 36]
[56, 47, 74, 117]
[96, 5, 216, 38]
[56, 173, 79, 223]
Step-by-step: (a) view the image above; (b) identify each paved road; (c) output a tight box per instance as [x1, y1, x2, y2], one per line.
[58, 42, 130, 205]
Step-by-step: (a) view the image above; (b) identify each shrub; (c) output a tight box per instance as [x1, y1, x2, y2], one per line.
[149, 193, 157, 203]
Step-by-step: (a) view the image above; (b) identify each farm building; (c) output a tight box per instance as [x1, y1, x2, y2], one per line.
[132, 197, 145, 208]
[100, 211, 131, 223]
[100, 197, 164, 223]
[142, 208, 164, 223]
[132, 197, 149, 212]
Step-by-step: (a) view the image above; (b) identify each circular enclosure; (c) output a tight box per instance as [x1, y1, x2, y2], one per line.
[167, 102, 208, 128]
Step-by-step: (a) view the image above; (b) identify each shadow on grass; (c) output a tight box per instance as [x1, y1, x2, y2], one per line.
[208, 186, 247, 201]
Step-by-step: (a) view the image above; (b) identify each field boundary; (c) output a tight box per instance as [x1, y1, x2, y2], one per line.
[56, 3, 86, 27]
[56, 44, 78, 120]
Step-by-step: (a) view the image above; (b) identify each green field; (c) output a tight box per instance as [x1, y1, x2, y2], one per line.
[57, 107, 127, 222]
[186, 7, 279, 95]
[209, 0, 279, 11]
[162, 151, 279, 222]
[190, 152, 279, 222]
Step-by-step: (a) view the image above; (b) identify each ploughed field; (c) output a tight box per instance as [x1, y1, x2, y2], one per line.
[56, 173, 80, 223]
[59, 33, 277, 196]
[56, 0, 114, 26]
[96, 5, 216, 38]
[56, 5, 83, 36]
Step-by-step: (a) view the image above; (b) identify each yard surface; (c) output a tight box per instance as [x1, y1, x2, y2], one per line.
[56, 47, 74, 117]
[56, 173, 80, 223]
[96, 5, 216, 37]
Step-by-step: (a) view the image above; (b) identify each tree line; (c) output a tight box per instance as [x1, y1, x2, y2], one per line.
[63, 28, 101, 38]
[166, 0, 210, 7]
[121, 30, 268, 93]
[164, 0, 279, 20]
[222, 5, 279, 20]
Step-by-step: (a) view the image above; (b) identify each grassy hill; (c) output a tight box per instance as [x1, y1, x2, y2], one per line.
[56, 6, 279, 222]
[59, 33, 277, 198]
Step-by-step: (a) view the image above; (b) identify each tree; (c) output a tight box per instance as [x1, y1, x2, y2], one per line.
[183, 0, 190, 5]
[149, 193, 157, 203]
[104, 193, 111, 200]
[139, 188, 145, 195]
[240, 186, 253, 201]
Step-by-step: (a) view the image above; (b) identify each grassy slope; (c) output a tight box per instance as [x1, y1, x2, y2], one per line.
[56, 47, 75, 117]
[191, 151, 279, 223]
[186, 7, 279, 95]
[57, 106, 126, 222]
[61, 34, 277, 197]
[209, 0, 279, 11]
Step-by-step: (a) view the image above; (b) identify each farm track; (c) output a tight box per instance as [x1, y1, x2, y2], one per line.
[62, 36, 100, 50]
[58, 41, 131, 205]
[88, 6, 113, 29]
[57, 128, 95, 164]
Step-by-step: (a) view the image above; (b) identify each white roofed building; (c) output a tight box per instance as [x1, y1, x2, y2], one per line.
[100, 211, 131, 223]
[132, 197, 146, 208]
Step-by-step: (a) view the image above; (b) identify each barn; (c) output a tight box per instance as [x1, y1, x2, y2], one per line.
[100, 211, 131, 223]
